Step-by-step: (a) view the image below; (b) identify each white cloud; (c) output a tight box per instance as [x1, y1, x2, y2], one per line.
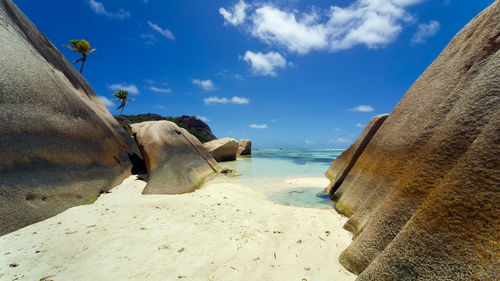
[147, 21, 175, 40]
[329, 138, 353, 143]
[350, 105, 374, 112]
[411, 20, 440, 44]
[196, 115, 211, 122]
[220, 0, 249, 26]
[222, 0, 423, 54]
[249, 124, 268, 129]
[335, 128, 341, 131]
[251, 5, 328, 54]
[192, 79, 216, 91]
[243, 51, 287, 76]
[231, 96, 250, 104]
[305, 139, 316, 145]
[87, 0, 130, 19]
[109, 83, 140, 95]
[204, 96, 250, 105]
[356, 123, 365, 128]
[140, 33, 157, 44]
[156, 104, 166, 109]
[149, 86, 172, 93]
[204, 97, 228, 104]
[271, 119, 278, 123]
[98, 96, 115, 107]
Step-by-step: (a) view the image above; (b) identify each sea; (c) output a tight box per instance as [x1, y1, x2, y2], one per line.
[218, 149, 344, 209]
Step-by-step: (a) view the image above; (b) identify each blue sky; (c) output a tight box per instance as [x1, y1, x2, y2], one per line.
[16, 0, 493, 149]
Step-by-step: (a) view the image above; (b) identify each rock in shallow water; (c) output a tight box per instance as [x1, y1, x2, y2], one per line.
[237, 140, 252, 156]
[131, 121, 219, 194]
[203, 138, 239, 162]
[0, 0, 143, 235]
[327, 2, 500, 280]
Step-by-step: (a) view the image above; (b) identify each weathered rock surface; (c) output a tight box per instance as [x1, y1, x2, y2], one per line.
[0, 0, 143, 235]
[325, 114, 388, 197]
[131, 121, 219, 194]
[203, 138, 239, 162]
[237, 140, 252, 156]
[328, 2, 500, 280]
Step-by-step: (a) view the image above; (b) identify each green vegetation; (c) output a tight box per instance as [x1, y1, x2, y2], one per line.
[116, 114, 216, 143]
[64, 39, 96, 73]
[113, 90, 134, 115]
[118, 120, 133, 137]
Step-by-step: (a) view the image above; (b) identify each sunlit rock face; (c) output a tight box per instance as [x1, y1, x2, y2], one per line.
[0, 0, 143, 235]
[204, 138, 239, 162]
[327, 2, 500, 280]
[325, 114, 388, 198]
[131, 121, 219, 195]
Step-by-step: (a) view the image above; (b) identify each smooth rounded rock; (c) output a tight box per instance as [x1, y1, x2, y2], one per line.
[203, 138, 239, 162]
[0, 0, 143, 235]
[237, 140, 252, 156]
[131, 121, 219, 194]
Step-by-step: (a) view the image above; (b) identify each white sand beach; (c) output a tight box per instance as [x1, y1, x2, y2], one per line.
[0, 176, 355, 281]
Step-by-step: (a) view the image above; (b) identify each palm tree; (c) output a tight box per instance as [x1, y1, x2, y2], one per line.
[113, 89, 134, 115]
[64, 39, 96, 73]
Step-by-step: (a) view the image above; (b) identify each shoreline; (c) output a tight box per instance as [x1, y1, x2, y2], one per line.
[0, 175, 355, 281]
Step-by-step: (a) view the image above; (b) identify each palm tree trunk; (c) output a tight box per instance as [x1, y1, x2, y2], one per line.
[79, 57, 86, 73]
[119, 105, 125, 116]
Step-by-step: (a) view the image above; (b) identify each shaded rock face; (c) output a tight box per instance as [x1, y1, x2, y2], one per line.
[327, 2, 499, 280]
[203, 138, 239, 162]
[131, 121, 219, 194]
[0, 0, 143, 235]
[325, 114, 388, 198]
[237, 140, 252, 156]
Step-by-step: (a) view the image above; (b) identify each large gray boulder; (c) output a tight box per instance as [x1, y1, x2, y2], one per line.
[237, 139, 252, 156]
[131, 121, 219, 194]
[325, 114, 388, 197]
[328, 2, 500, 280]
[0, 0, 143, 235]
[203, 138, 239, 162]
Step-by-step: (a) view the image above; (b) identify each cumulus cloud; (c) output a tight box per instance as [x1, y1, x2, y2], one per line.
[221, 0, 424, 53]
[249, 124, 268, 129]
[204, 96, 250, 105]
[192, 79, 216, 91]
[243, 51, 287, 76]
[231, 96, 250, 104]
[220, 0, 249, 26]
[411, 20, 440, 44]
[251, 6, 328, 54]
[87, 0, 130, 19]
[329, 138, 353, 143]
[98, 96, 115, 107]
[149, 86, 172, 93]
[196, 115, 211, 122]
[356, 123, 365, 128]
[349, 105, 374, 112]
[108, 83, 139, 95]
[147, 21, 175, 40]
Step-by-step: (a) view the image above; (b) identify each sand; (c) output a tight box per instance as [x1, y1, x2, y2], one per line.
[0, 175, 355, 281]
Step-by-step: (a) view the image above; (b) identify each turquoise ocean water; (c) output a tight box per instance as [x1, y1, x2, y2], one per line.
[218, 149, 343, 208]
